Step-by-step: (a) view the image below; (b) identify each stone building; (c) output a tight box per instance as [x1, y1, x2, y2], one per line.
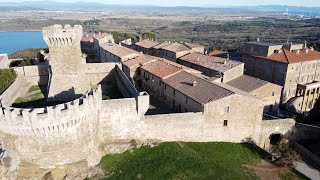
[99, 43, 140, 63]
[243, 41, 320, 113]
[152, 42, 172, 57]
[177, 52, 244, 83]
[160, 42, 193, 62]
[0, 54, 10, 69]
[133, 39, 160, 55]
[81, 33, 114, 62]
[43, 24, 91, 101]
[183, 42, 205, 54]
[227, 75, 282, 114]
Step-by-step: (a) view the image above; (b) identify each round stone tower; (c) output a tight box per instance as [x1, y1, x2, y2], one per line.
[43, 24, 90, 101]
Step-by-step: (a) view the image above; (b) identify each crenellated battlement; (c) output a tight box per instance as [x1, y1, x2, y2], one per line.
[0, 85, 102, 136]
[42, 24, 83, 47]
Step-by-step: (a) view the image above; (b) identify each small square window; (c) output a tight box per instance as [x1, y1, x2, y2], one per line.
[224, 106, 230, 113]
[223, 120, 228, 127]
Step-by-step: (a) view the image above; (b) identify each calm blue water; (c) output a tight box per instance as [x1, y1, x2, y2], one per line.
[0, 31, 47, 54]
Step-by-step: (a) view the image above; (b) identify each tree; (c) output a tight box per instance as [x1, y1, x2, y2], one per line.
[272, 141, 300, 168]
[142, 32, 157, 41]
[0, 69, 17, 94]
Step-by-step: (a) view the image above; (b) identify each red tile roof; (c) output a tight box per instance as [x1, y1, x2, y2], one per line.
[153, 42, 171, 49]
[208, 50, 228, 56]
[141, 59, 183, 79]
[81, 35, 95, 42]
[244, 48, 320, 64]
[164, 71, 234, 104]
[123, 55, 158, 68]
[184, 42, 204, 49]
[100, 43, 139, 58]
[180, 52, 243, 72]
[161, 43, 191, 52]
[226, 75, 269, 93]
[135, 39, 160, 49]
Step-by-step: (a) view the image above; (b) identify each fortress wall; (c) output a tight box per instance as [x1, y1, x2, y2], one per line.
[0, 86, 103, 168]
[0, 75, 31, 106]
[292, 123, 320, 142]
[143, 112, 259, 143]
[114, 65, 139, 98]
[99, 98, 144, 142]
[13, 65, 49, 86]
[84, 63, 119, 85]
[143, 113, 205, 142]
[0, 86, 102, 136]
[258, 118, 296, 149]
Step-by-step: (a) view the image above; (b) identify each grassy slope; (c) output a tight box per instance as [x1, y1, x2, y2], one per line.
[100, 142, 266, 180]
[99, 142, 308, 180]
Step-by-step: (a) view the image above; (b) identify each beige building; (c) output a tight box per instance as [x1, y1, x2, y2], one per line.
[160, 42, 193, 62]
[0, 54, 10, 69]
[100, 43, 140, 63]
[81, 33, 114, 62]
[227, 75, 282, 114]
[184, 42, 205, 54]
[178, 52, 244, 83]
[134, 39, 160, 55]
[243, 41, 320, 113]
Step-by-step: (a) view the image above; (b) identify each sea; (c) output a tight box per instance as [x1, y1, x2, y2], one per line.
[0, 31, 47, 54]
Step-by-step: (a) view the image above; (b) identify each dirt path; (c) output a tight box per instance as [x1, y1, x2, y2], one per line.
[244, 160, 283, 180]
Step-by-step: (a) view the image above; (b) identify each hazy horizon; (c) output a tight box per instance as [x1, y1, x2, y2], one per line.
[1, 0, 320, 7]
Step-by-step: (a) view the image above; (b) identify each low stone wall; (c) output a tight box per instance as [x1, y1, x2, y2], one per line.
[292, 123, 320, 142]
[14, 65, 49, 86]
[0, 75, 31, 106]
[114, 65, 139, 98]
[84, 62, 118, 85]
[291, 141, 320, 170]
[259, 118, 296, 149]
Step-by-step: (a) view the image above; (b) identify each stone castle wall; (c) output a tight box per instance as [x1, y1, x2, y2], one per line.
[43, 25, 91, 101]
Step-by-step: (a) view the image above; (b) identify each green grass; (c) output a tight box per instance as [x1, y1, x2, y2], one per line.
[99, 142, 268, 180]
[279, 170, 309, 180]
[27, 85, 41, 93]
[102, 85, 123, 100]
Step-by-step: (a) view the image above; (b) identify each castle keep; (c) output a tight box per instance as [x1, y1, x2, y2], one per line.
[43, 24, 90, 101]
[0, 25, 298, 179]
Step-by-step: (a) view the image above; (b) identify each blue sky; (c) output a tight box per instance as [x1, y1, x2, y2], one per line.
[2, 0, 320, 7]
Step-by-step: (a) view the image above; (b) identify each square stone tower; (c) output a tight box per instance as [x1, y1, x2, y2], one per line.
[43, 24, 90, 101]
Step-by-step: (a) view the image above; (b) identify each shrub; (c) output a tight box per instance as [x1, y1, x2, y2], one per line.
[272, 141, 300, 168]
[0, 69, 17, 94]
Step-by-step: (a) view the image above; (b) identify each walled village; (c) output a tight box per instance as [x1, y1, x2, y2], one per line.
[0, 24, 319, 179]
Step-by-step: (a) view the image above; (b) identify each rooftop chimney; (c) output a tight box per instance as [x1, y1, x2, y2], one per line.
[257, 38, 260, 42]
[99, 32, 101, 35]
[192, 81, 197, 87]
[227, 53, 230, 60]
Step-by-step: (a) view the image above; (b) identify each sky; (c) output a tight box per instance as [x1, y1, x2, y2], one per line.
[1, 0, 320, 7]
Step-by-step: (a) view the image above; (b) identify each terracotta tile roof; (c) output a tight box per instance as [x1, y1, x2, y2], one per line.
[135, 39, 160, 49]
[94, 33, 113, 40]
[153, 42, 171, 49]
[164, 71, 234, 104]
[226, 75, 269, 93]
[81, 35, 94, 42]
[244, 48, 320, 64]
[208, 50, 228, 56]
[123, 55, 158, 68]
[161, 43, 191, 53]
[100, 43, 139, 58]
[180, 52, 243, 72]
[184, 42, 204, 49]
[141, 59, 183, 79]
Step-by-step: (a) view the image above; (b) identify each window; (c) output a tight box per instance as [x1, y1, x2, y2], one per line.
[223, 120, 228, 127]
[272, 91, 275, 96]
[137, 70, 141, 75]
[173, 90, 176, 95]
[165, 85, 167, 90]
[186, 97, 188, 104]
[224, 106, 230, 113]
